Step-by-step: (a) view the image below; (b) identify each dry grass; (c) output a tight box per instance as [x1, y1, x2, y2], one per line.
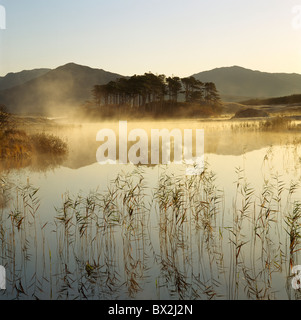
[0, 129, 32, 159]
[1, 136, 301, 300]
[260, 116, 294, 130]
[0, 129, 68, 159]
[30, 132, 68, 155]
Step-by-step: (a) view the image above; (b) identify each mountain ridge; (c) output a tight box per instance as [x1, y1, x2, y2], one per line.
[0, 68, 51, 91]
[192, 66, 301, 101]
[1, 63, 301, 115]
[0, 63, 125, 115]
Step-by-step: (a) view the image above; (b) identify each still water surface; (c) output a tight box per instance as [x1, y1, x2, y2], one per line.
[1, 120, 301, 300]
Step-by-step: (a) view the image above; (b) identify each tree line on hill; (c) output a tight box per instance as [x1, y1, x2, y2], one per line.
[89, 72, 221, 117]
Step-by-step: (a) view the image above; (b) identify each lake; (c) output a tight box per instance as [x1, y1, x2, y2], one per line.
[1, 119, 301, 300]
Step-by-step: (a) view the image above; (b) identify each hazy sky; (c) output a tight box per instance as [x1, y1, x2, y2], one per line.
[0, 0, 301, 77]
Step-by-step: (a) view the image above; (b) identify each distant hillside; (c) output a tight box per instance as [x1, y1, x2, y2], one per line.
[2, 63, 301, 116]
[241, 94, 301, 106]
[192, 66, 301, 101]
[0, 63, 124, 115]
[0, 68, 51, 91]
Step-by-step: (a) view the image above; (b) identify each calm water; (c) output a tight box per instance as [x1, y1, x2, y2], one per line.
[1, 120, 301, 300]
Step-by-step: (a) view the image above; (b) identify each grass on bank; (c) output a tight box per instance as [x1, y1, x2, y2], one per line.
[0, 129, 68, 159]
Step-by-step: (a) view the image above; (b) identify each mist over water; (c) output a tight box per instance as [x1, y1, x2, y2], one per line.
[1, 118, 301, 300]
[1, 0, 301, 302]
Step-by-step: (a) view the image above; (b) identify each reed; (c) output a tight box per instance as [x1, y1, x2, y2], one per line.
[0, 150, 301, 299]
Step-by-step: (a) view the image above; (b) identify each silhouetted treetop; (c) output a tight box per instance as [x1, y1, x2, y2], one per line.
[91, 72, 220, 110]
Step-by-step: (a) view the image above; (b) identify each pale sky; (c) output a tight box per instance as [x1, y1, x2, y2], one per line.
[0, 0, 301, 77]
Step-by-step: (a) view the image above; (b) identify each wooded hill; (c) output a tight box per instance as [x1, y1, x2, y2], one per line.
[86, 73, 221, 118]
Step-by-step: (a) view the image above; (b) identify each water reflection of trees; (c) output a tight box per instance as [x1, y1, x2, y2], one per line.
[63, 122, 301, 170]
[0, 153, 67, 174]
